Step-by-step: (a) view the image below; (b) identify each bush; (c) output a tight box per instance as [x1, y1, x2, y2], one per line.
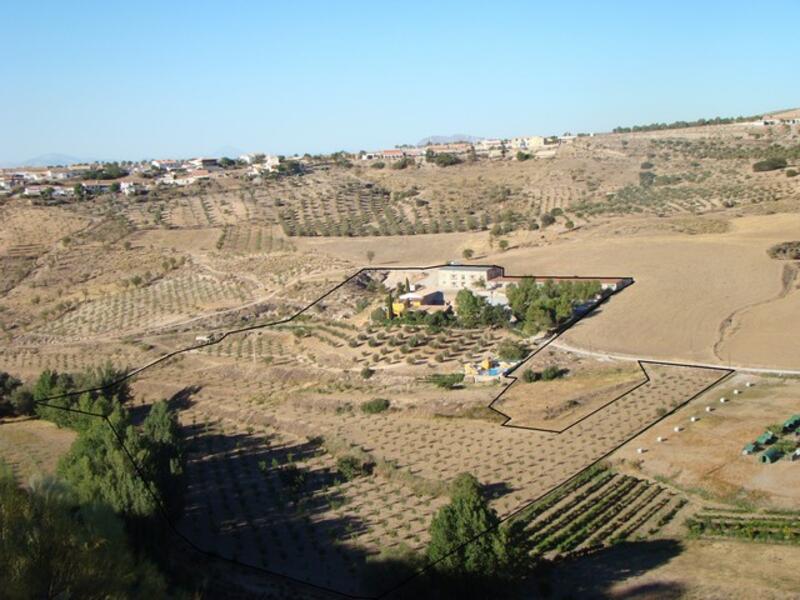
[371, 161, 385, 169]
[786, 169, 798, 178]
[0, 469, 168, 597]
[540, 365, 565, 381]
[0, 372, 22, 416]
[639, 171, 656, 186]
[360, 398, 390, 414]
[753, 158, 787, 172]
[360, 367, 375, 379]
[767, 241, 800, 260]
[391, 157, 415, 170]
[497, 339, 527, 361]
[522, 369, 539, 383]
[337, 455, 373, 480]
[429, 373, 465, 390]
[540, 214, 555, 227]
[432, 153, 462, 167]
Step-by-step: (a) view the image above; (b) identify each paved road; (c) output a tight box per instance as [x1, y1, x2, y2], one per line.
[550, 340, 800, 377]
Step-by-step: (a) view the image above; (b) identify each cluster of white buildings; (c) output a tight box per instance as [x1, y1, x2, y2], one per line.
[758, 109, 800, 127]
[0, 152, 283, 202]
[361, 134, 577, 164]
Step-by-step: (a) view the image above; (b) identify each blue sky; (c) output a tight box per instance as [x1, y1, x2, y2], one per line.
[2, 1, 799, 164]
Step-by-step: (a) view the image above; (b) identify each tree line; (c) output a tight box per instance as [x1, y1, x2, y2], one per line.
[0, 363, 188, 596]
[613, 114, 760, 133]
[506, 279, 602, 335]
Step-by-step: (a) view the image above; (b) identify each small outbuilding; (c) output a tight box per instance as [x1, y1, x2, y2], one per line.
[760, 447, 783, 464]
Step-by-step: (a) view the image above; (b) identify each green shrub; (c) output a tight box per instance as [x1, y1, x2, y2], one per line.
[431, 153, 462, 167]
[639, 171, 656, 186]
[337, 455, 373, 480]
[429, 373, 465, 389]
[522, 369, 539, 383]
[391, 157, 415, 170]
[360, 398, 390, 414]
[497, 339, 527, 361]
[360, 367, 375, 379]
[540, 365, 565, 381]
[753, 158, 787, 172]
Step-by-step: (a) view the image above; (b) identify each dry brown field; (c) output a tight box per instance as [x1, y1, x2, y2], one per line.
[613, 373, 800, 509]
[1, 121, 799, 597]
[0, 418, 76, 481]
[546, 538, 800, 599]
[496, 349, 645, 430]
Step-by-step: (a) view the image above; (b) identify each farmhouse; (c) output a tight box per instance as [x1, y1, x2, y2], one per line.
[380, 149, 406, 161]
[437, 265, 503, 290]
[509, 136, 545, 150]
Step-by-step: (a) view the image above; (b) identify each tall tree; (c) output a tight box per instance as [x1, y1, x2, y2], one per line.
[0, 466, 167, 599]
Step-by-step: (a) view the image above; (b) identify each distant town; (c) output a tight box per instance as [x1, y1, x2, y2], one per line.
[0, 134, 574, 203]
[3, 109, 797, 206]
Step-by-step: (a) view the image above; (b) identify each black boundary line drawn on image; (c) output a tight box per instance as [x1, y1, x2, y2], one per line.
[9, 264, 735, 599]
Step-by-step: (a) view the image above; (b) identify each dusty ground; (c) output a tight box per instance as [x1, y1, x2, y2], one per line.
[496, 350, 644, 430]
[613, 373, 800, 509]
[0, 418, 76, 481]
[547, 538, 800, 599]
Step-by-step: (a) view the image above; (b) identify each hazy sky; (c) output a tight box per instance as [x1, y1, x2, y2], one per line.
[2, 1, 799, 164]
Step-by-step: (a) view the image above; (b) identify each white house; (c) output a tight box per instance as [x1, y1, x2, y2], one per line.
[436, 265, 504, 290]
[509, 136, 545, 150]
[120, 180, 146, 196]
[151, 159, 183, 171]
[189, 157, 219, 169]
[46, 169, 83, 181]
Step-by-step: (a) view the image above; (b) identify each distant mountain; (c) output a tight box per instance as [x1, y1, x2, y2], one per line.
[416, 134, 483, 147]
[10, 153, 89, 168]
